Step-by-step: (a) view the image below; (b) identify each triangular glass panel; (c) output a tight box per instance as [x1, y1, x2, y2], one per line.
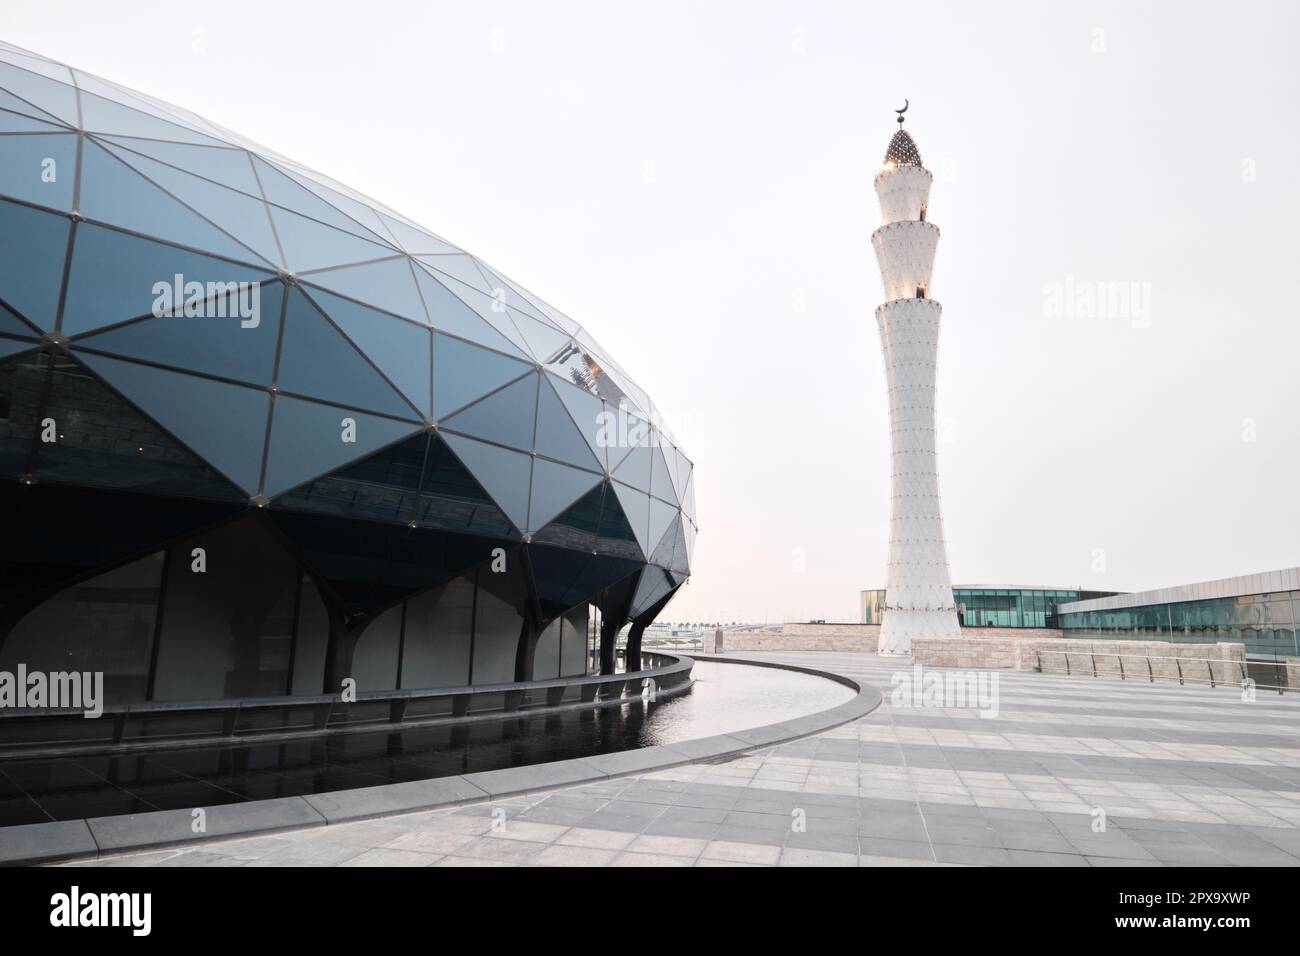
[527, 547, 596, 624]
[74, 71, 216, 137]
[263, 395, 422, 499]
[300, 257, 425, 323]
[2, 48, 72, 77]
[683, 513, 697, 567]
[668, 441, 691, 502]
[99, 136, 260, 193]
[649, 513, 682, 568]
[576, 331, 650, 415]
[417, 434, 515, 537]
[432, 334, 532, 419]
[62, 223, 273, 336]
[439, 371, 537, 451]
[0, 132, 75, 209]
[78, 87, 224, 145]
[0, 47, 73, 82]
[270, 205, 397, 273]
[78, 141, 268, 265]
[669, 518, 691, 573]
[475, 263, 548, 324]
[478, 263, 581, 334]
[528, 457, 603, 533]
[98, 139, 281, 266]
[308, 287, 432, 417]
[439, 432, 531, 533]
[682, 469, 697, 527]
[630, 565, 674, 619]
[73, 280, 285, 386]
[415, 253, 491, 292]
[0, 302, 36, 338]
[531, 483, 602, 551]
[384, 219, 460, 255]
[0, 198, 69, 331]
[593, 482, 642, 561]
[650, 442, 678, 505]
[545, 372, 608, 470]
[0, 106, 67, 133]
[34, 352, 243, 501]
[0, 61, 78, 125]
[272, 432, 518, 554]
[0, 336, 37, 360]
[413, 264, 527, 356]
[252, 157, 393, 245]
[611, 435, 653, 494]
[275, 288, 420, 419]
[273, 165, 395, 243]
[546, 343, 636, 409]
[509, 308, 571, 361]
[274, 432, 426, 526]
[646, 497, 678, 562]
[414, 262, 531, 355]
[610, 480, 651, 556]
[72, 351, 270, 495]
[534, 375, 601, 471]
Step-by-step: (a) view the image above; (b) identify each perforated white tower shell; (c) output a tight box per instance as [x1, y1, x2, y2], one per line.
[873, 151, 961, 655]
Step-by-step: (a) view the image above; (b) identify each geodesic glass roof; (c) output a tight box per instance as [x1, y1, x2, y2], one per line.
[0, 40, 695, 577]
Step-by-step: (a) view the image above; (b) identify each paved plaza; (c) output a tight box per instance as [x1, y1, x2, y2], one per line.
[64, 652, 1300, 867]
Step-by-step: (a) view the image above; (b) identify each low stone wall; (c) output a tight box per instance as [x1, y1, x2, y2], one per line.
[912, 637, 1024, 669]
[910, 636, 1247, 681]
[722, 624, 879, 652]
[1029, 639, 1246, 684]
[720, 624, 1066, 654]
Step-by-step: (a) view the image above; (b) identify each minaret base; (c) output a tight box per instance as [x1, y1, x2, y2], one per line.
[878, 608, 961, 656]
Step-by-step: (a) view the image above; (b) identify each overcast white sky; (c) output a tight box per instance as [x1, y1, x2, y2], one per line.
[6, 0, 1299, 622]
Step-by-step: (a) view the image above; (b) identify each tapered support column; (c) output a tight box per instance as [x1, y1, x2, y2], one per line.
[624, 622, 645, 674]
[598, 617, 620, 675]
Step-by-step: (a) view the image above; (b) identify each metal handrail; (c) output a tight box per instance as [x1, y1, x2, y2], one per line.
[1035, 647, 1298, 694]
[0, 650, 688, 720]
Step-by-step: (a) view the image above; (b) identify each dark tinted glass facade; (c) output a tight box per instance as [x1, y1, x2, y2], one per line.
[0, 44, 692, 706]
[1060, 592, 1300, 662]
[862, 587, 1119, 629]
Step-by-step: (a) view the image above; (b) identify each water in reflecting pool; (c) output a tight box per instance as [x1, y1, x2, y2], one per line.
[0, 661, 853, 827]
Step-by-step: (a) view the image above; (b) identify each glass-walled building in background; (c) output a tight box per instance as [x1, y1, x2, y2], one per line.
[862, 586, 1120, 629]
[1059, 568, 1300, 662]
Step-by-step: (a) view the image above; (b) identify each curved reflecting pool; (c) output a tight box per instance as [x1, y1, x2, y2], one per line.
[0, 661, 853, 827]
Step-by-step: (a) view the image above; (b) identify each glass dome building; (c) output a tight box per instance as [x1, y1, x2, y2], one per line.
[0, 42, 694, 708]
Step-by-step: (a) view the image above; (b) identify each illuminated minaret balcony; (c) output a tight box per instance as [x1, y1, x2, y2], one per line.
[872, 104, 961, 654]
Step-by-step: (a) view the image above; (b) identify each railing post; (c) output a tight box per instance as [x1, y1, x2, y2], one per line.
[222, 706, 239, 738]
[1117, 654, 1125, 680]
[1175, 657, 1184, 686]
[1146, 655, 1153, 683]
[1090, 653, 1097, 677]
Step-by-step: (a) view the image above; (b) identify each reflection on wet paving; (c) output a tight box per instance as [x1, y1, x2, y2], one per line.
[0, 662, 852, 827]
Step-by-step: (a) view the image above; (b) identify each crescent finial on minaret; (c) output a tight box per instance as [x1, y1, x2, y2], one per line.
[895, 99, 909, 125]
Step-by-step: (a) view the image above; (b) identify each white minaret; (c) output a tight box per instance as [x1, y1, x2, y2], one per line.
[872, 103, 961, 654]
